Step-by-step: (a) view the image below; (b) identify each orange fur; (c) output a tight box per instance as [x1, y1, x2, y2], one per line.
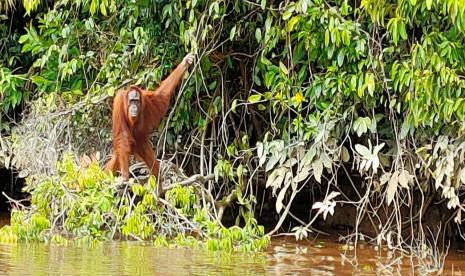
[104, 60, 189, 179]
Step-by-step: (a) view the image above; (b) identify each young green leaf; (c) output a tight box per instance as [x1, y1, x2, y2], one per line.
[248, 94, 262, 104]
[288, 16, 300, 31]
[231, 99, 238, 113]
[255, 28, 262, 43]
[366, 73, 375, 96]
[283, 10, 292, 20]
[324, 29, 330, 46]
[230, 26, 236, 41]
[426, 0, 432, 10]
[399, 21, 407, 40]
[279, 62, 289, 75]
[337, 50, 345, 67]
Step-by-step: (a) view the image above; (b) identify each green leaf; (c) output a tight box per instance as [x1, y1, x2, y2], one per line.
[208, 81, 217, 90]
[341, 0, 349, 15]
[366, 73, 375, 96]
[18, 34, 28, 44]
[90, 0, 98, 15]
[393, 23, 398, 45]
[288, 16, 300, 31]
[100, 2, 107, 16]
[279, 62, 289, 75]
[198, 118, 206, 129]
[230, 26, 236, 41]
[350, 75, 357, 91]
[353, 117, 370, 137]
[337, 50, 344, 67]
[231, 100, 238, 113]
[248, 94, 262, 104]
[255, 28, 262, 43]
[324, 29, 330, 46]
[283, 10, 292, 20]
[426, 0, 432, 10]
[264, 71, 275, 88]
[261, 54, 271, 66]
[209, 2, 219, 15]
[342, 30, 350, 46]
[253, 74, 262, 86]
[237, 164, 244, 177]
[399, 21, 407, 40]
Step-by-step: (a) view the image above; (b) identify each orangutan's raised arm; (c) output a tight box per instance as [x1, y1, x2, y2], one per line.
[154, 53, 194, 99]
[146, 53, 194, 125]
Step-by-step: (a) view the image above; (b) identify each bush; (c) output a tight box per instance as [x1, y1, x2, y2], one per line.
[0, 153, 269, 252]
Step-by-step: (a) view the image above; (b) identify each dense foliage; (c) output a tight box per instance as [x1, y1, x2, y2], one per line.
[0, 154, 269, 251]
[0, 0, 465, 259]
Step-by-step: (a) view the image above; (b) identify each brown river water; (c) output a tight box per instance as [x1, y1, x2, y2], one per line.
[0, 236, 464, 275]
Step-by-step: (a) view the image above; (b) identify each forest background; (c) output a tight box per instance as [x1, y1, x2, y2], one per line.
[0, 0, 465, 260]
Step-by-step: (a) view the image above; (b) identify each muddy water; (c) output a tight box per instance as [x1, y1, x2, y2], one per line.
[0, 237, 464, 275]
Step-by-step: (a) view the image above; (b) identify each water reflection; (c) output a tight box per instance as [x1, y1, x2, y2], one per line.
[0, 237, 464, 275]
